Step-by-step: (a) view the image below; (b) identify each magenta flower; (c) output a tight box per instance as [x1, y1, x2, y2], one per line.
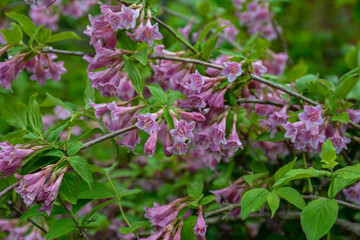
[0, 53, 26, 90]
[207, 89, 227, 108]
[107, 102, 142, 121]
[210, 183, 243, 206]
[144, 131, 158, 157]
[177, 111, 206, 122]
[194, 207, 206, 236]
[221, 62, 243, 82]
[136, 113, 160, 135]
[343, 181, 360, 205]
[105, 5, 139, 31]
[224, 116, 243, 150]
[173, 221, 183, 240]
[117, 129, 141, 151]
[187, 70, 205, 93]
[170, 120, 196, 142]
[15, 166, 53, 206]
[330, 130, 348, 154]
[29, 6, 59, 30]
[298, 105, 323, 129]
[346, 109, 360, 124]
[166, 140, 191, 156]
[127, 19, 163, 46]
[84, 15, 117, 49]
[144, 199, 187, 227]
[252, 60, 267, 76]
[283, 121, 305, 143]
[0, 142, 35, 177]
[89, 100, 109, 119]
[210, 118, 227, 146]
[299, 125, 326, 150]
[164, 132, 173, 157]
[36, 171, 65, 215]
[25, 0, 56, 8]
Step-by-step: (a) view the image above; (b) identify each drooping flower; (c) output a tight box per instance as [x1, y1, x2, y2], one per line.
[136, 113, 161, 135]
[221, 62, 243, 82]
[193, 206, 206, 236]
[144, 198, 188, 227]
[252, 60, 267, 76]
[166, 139, 191, 156]
[126, 18, 163, 46]
[210, 181, 244, 216]
[170, 120, 196, 142]
[29, 6, 59, 30]
[0, 142, 35, 177]
[186, 70, 205, 93]
[144, 131, 158, 157]
[330, 129, 348, 154]
[89, 100, 109, 119]
[104, 5, 139, 31]
[224, 115, 243, 150]
[298, 105, 323, 129]
[164, 132, 173, 157]
[84, 14, 117, 49]
[283, 121, 305, 143]
[343, 181, 360, 205]
[177, 110, 206, 122]
[0, 53, 27, 90]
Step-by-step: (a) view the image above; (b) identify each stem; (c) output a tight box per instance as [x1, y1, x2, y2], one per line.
[6, 201, 48, 234]
[327, 231, 331, 240]
[330, 169, 335, 199]
[152, 17, 199, 54]
[302, 152, 313, 193]
[42, 48, 95, 57]
[58, 197, 89, 240]
[0, 181, 20, 200]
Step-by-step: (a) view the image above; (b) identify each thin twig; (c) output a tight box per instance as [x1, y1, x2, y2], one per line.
[58, 197, 89, 240]
[237, 98, 285, 107]
[302, 195, 360, 211]
[0, 181, 19, 200]
[80, 125, 137, 150]
[42, 48, 95, 57]
[149, 54, 222, 69]
[152, 17, 198, 54]
[6, 201, 48, 234]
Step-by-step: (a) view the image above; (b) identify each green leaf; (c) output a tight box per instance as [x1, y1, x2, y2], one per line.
[84, 79, 95, 109]
[117, 30, 137, 51]
[67, 141, 83, 156]
[181, 215, 197, 240]
[277, 187, 306, 209]
[147, 84, 167, 105]
[133, 49, 148, 65]
[200, 195, 218, 205]
[37, 28, 52, 43]
[68, 156, 93, 188]
[6, 12, 37, 37]
[187, 180, 204, 199]
[17, 205, 44, 226]
[41, 93, 76, 114]
[48, 122, 68, 142]
[330, 164, 360, 198]
[274, 168, 331, 187]
[28, 94, 43, 136]
[243, 172, 268, 187]
[69, 128, 103, 143]
[79, 181, 116, 199]
[45, 31, 81, 43]
[240, 188, 269, 220]
[0, 22, 22, 45]
[329, 72, 358, 111]
[201, 36, 219, 60]
[274, 158, 296, 182]
[0, 93, 27, 129]
[123, 55, 144, 96]
[167, 24, 198, 54]
[283, 61, 308, 83]
[300, 199, 338, 240]
[119, 188, 143, 198]
[217, 48, 244, 59]
[81, 199, 117, 225]
[295, 74, 319, 92]
[28, 25, 43, 47]
[46, 218, 77, 240]
[163, 108, 175, 129]
[320, 138, 338, 170]
[330, 112, 350, 124]
[59, 172, 80, 205]
[119, 221, 149, 234]
[195, 21, 219, 47]
[267, 191, 280, 218]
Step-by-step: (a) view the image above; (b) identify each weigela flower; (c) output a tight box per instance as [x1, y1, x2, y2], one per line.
[166, 139, 191, 156]
[298, 105, 323, 129]
[84, 14, 117, 49]
[252, 60, 267, 76]
[221, 61, 243, 82]
[186, 70, 205, 93]
[194, 207, 206, 236]
[25, 0, 57, 8]
[126, 18, 163, 46]
[224, 115, 243, 150]
[144, 198, 188, 227]
[0, 142, 35, 177]
[136, 113, 160, 135]
[29, 6, 59, 30]
[263, 52, 288, 76]
[330, 129, 348, 154]
[177, 110, 206, 122]
[343, 181, 360, 205]
[144, 131, 158, 157]
[170, 120, 196, 142]
[0, 53, 27, 90]
[105, 5, 139, 31]
[164, 132, 173, 157]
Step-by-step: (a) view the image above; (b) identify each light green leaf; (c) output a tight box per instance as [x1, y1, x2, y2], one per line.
[267, 191, 280, 218]
[28, 94, 43, 136]
[0, 22, 22, 45]
[330, 163, 360, 198]
[45, 31, 81, 43]
[133, 49, 148, 65]
[330, 112, 350, 124]
[163, 108, 174, 129]
[274, 168, 331, 187]
[0, 93, 27, 129]
[300, 199, 338, 240]
[147, 84, 167, 105]
[119, 221, 149, 234]
[67, 141, 83, 157]
[123, 55, 144, 96]
[200, 195, 218, 205]
[6, 12, 37, 37]
[68, 156, 93, 188]
[84, 79, 95, 109]
[277, 187, 306, 209]
[181, 215, 197, 240]
[187, 180, 204, 199]
[320, 138, 337, 170]
[81, 199, 117, 225]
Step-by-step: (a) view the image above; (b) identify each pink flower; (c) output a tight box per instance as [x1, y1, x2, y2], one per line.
[117, 129, 141, 151]
[252, 60, 267, 76]
[144, 131, 158, 157]
[298, 105, 323, 129]
[343, 181, 360, 205]
[25, 0, 56, 8]
[170, 120, 196, 142]
[127, 18, 163, 46]
[330, 129, 348, 154]
[166, 140, 191, 156]
[29, 6, 59, 30]
[136, 113, 160, 135]
[164, 132, 173, 157]
[177, 110, 206, 122]
[89, 100, 109, 119]
[0, 142, 35, 177]
[0, 53, 26, 90]
[224, 115, 243, 150]
[84, 14, 117, 49]
[221, 62, 243, 82]
[105, 5, 139, 31]
[186, 70, 205, 93]
[194, 207, 206, 236]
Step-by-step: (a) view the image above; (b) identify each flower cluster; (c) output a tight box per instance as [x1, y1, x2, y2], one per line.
[0, 141, 36, 178]
[0, 218, 44, 240]
[15, 165, 66, 215]
[234, 0, 279, 41]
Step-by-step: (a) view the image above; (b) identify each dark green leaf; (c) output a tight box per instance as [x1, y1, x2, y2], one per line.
[181, 215, 197, 240]
[330, 113, 349, 124]
[59, 172, 80, 205]
[163, 108, 175, 129]
[117, 30, 137, 51]
[123, 55, 144, 96]
[48, 122, 68, 142]
[147, 84, 167, 105]
[81, 199, 117, 225]
[119, 221, 149, 234]
[68, 156, 93, 188]
[0, 93, 27, 129]
[28, 94, 43, 136]
[201, 36, 218, 60]
[274, 158, 296, 182]
[46, 218, 77, 240]
[46, 31, 81, 43]
[17, 205, 44, 226]
[133, 49, 148, 65]
[277, 187, 306, 209]
[67, 141, 83, 156]
[241, 188, 269, 220]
